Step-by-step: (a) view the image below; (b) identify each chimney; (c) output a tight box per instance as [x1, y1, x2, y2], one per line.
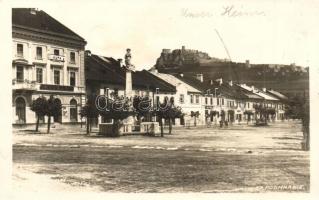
[149, 66, 158, 73]
[30, 8, 37, 15]
[85, 50, 91, 56]
[196, 74, 203, 82]
[209, 80, 214, 85]
[245, 60, 250, 68]
[117, 59, 123, 67]
[180, 73, 184, 77]
[262, 87, 266, 92]
[229, 80, 233, 86]
[251, 86, 255, 92]
[216, 78, 223, 85]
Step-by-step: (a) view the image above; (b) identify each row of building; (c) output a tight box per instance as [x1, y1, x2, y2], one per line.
[12, 8, 288, 127]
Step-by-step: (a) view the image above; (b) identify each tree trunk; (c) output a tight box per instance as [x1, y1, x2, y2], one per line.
[168, 118, 172, 134]
[86, 117, 90, 134]
[47, 115, 51, 134]
[194, 116, 197, 127]
[35, 115, 40, 132]
[89, 118, 92, 132]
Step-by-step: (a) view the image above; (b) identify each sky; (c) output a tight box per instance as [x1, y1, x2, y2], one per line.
[9, 0, 319, 70]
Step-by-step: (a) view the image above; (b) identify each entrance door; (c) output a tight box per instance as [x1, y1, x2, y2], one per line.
[70, 99, 78, 122]
[16, 97, 26, 124]
[53, 98, 62, 123]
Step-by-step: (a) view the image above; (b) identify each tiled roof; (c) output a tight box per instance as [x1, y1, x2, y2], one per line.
[85, 53, 176, 92]
[267, 90, 288, 101]
[237, 84, 279, 101]
[85, 54, 124, 85]
[173, 75, 208, 92]
[151, 72, 201, 93]
[12, 8, 86, 42]
[173, 75, 266, 101]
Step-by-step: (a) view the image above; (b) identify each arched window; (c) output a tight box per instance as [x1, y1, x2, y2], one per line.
[16, 97, 26, 124]
[70, 99, 77, 122]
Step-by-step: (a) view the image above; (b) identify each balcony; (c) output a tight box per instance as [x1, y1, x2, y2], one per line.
[40, 84, 73, 92]
[12, 79, 38, 90]
[38, 84, 84, 93]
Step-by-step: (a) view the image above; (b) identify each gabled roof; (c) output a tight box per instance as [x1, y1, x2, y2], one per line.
[150, 72, 201, 93]
[85, 53, 176, 93]
[85, 54, 123, 85]
[238, 84, 279, 101]
[213, 83, 251, 99]
[174, 75, 208, 92]
[267, 90, 288, 101]
[255, 91, 279, 101]
[12, 8, 86, 42]
[173, 75, 263, 100]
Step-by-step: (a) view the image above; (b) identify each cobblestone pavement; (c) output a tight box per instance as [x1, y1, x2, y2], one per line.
[12, 121, 309, 193]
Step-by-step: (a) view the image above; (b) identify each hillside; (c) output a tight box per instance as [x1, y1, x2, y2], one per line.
[154, 47, 309, 97]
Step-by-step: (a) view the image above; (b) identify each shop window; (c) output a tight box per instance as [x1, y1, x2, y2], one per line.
[15, 97, 26, 124]
[70, 99, 78, 122]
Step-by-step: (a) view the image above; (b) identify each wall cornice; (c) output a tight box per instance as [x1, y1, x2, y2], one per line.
[12, 26, 86, 50]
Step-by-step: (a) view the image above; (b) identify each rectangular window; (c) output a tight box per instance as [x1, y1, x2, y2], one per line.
[205, 97, 208, 105]
[17, 44, 23, 57]
[179, 94, 184, 104]
[54, 70, 60, 85]
[70, 52, 75, 64]
[195, 95, 200, 104]
[210, 97, 213, 105]
[36, 68, 43, 83]
[217, 98, 219, 105]
[222, 98, 224, 105]
[16, 66, 24, 82]
[190, 95, 194, 104]
[70, 71, 76, 86]
[54, 49, 59, 55]
[36, 47, 42, 59]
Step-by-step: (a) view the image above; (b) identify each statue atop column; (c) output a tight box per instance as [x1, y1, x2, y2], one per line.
[124, 48, 135, 72]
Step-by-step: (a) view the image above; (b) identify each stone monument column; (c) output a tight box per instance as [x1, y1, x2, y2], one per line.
[124, 48, 134, 98]
[124, 48, 135, 129]
[125, 70, 133, 98]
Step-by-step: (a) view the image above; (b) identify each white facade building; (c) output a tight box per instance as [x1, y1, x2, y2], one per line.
[150, 71, 206, 126]
[12, 8, 87, 125]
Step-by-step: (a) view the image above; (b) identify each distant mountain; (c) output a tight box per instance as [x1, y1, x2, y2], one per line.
[154, 46, 309, 97]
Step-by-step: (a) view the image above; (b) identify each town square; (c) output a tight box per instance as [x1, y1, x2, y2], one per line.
[3, 0, 315, 196]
